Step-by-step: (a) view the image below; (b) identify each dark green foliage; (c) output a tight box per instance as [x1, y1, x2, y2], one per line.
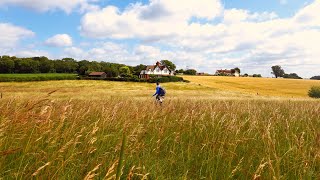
[0, 56, 183, 83]
[160, 60, 176, 70]
[82, 75, 184, 83]
[234, 67, 241, 73]
[184, 69, 197, 75]
[0, 74, 77, 82]
[175, 69, 184, 74]
[119, 66, 132, 77]
[310, 76, 320, 80]
[0, 55, 127, 77]
[271, 65, 285, 78]
[283, 73, 302, 79]
[133, 64, 147, 76]
[148, 76, 184, 83]
[253, 74, 262, 77]
[308, 86, 320, 98]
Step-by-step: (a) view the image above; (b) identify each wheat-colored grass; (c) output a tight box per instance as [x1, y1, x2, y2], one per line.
[0, 79, 319, 179]
[182, 76, 320, 98]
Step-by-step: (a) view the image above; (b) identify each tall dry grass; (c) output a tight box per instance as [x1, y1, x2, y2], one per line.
[0, 97, 319, 179]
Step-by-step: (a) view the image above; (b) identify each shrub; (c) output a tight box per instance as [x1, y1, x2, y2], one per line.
[308, 86, 320, 98]
[147, 76, 184, 83]
[310, 76, 320, 80]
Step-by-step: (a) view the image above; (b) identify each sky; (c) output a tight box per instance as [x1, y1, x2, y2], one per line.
[0, 0, 319, 78]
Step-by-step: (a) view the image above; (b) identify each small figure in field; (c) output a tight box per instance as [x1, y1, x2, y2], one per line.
[153, 82, 166, 104]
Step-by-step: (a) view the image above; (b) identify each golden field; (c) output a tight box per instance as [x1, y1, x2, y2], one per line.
[0, 76, 319, 100]
[182, 75, 320, 98]
[0, 77, 319, 179]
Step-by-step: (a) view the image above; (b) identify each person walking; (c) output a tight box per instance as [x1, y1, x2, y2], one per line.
[152, 82, 166, 103]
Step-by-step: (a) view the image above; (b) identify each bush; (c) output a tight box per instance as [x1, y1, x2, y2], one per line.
[147, 76, 184, 83]
[283, 73, 302, 79]
[308, 86, 320, 98]
[310, 76, 320, 80]
[253, 74, 262, 77]
[82, 75, 185, 83]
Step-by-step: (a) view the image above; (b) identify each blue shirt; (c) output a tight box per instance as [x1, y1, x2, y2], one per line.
[153, 86, 161, 96]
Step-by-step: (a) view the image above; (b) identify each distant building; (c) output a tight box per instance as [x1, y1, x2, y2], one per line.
[215, 69, 240, 77]
[197, 72, 205, 76]
[88, 72, 107, 78]
[140, 61, 174, 79]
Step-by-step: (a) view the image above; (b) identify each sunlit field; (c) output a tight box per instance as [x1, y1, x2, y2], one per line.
[182, 75, 320, 98]
[0, 77, 319, 179]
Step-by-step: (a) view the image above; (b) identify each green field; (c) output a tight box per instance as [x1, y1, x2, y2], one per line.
[0, 77, 319, 179]
[0, 73, 78, 82]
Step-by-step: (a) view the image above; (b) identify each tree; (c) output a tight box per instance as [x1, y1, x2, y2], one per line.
[119, 66, 132, 77]
[161, 60, 176, 70]
[38, 56, 54, 73]
[184, 69, 197, 75]
[103, 67, 119, 77]
[310, 76, 320, 80]
[271, 65, 285, 78]
[283, 73, 302, 79]
[88, 61, 103, 72]
[176, 69, 184, 74]
[253, 74, 262, 77]
[0, 58, 15, 73]
[133, 64, 147, 76]
[62, 58, 78, 73]
[234, 67, 241, 74]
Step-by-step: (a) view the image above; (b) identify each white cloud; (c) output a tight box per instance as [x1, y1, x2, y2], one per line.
[0, 0, 99, 13]
[79, 0, 320, 77]
[294, 0, 320, 26]
[45, 34, 73, 47]
[0, 23, 34, 49]
[13, 49, 50, 58]
[80, 0, 223, 39]
[223, 9, 278, 24]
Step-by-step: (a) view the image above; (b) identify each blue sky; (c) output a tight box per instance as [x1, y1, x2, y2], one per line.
[0, 0, 319, 77]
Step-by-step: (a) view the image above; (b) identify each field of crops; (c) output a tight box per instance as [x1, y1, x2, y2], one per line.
[0, 74, 78, 82]
[0, 77, 319, 179]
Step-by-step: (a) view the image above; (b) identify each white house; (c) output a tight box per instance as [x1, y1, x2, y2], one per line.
[140, 61, 174, 79]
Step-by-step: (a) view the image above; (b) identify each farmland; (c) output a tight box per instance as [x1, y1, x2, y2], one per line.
[0, 77, 319, 179]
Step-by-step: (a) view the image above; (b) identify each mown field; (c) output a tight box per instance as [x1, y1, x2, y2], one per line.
[0, 73, 78, 82]
[0, 77, 319, 179]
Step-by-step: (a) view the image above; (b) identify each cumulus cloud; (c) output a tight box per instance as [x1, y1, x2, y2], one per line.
[0, 23, 34, 49]
[0, 0, 99, 13]
[45, 34, 73, 47]
[0, 23, 35, 57]
[13, 49, 51, 58]
[78, 0, 320, 77]
[80, 0, 223, 39]
[223, 9, 278, 24]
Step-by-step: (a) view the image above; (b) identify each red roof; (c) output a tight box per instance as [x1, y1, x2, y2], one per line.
[217, 70, 232, 73]
[145, 62, 171, 71]
[89, 72, 106, 76]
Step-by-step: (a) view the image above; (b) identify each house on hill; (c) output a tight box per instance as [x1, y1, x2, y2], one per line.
[140, 61, 174, 79]
[88, 72, 107, 78]
[215, 69, 240, 77]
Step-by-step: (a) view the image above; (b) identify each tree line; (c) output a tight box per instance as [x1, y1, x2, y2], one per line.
[0, 55, 149, 77]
